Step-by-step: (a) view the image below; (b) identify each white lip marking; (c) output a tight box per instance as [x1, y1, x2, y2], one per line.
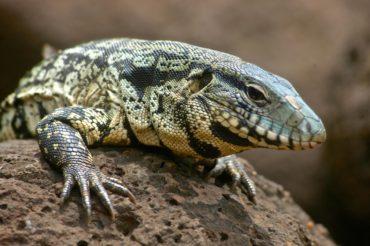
[249, 114, 259, 124]
[255, 126, 266, 136]
[229, 117, 239, 127]
[266, 131, 277, 141]
[285, 95, 301, 110]
[221, 120, 230, 128]
[279, 135, 289, 145]
[240, 127, 249, 134]
[248, 136, 258, 144]
[230, 127, 239, 134]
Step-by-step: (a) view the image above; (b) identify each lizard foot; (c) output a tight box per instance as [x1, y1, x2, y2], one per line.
[61, 163, 135, 219]
[206, 155, 256, 203]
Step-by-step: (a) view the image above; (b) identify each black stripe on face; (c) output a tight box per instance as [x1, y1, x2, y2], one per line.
[36, 102, 49, 119]
[247, 124, 263, 142]
[156, 94, 165, 114]
[122, 115, 139, 146]
[187, 135, 221, 158]
[174, 99, 220, 159]
[210, 121, 253, 147]
[288, 131, 295, 150]
[264, 136, 281, 146]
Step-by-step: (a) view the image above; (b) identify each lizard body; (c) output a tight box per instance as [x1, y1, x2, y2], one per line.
[0, 38, 326, 218]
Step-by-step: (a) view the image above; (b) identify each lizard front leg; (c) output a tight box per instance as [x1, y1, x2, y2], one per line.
[36, 106, 135, 219]
[205, 154, 256, 202]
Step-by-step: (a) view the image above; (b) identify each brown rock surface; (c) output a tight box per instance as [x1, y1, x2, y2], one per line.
[1, 1, 370, 243]
[0, 140, 334, 245]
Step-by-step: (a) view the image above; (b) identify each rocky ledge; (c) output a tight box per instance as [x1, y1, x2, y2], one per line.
[0, 140, 335, 245]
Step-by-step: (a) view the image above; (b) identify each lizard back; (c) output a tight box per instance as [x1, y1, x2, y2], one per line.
[0, 38, 239, 145]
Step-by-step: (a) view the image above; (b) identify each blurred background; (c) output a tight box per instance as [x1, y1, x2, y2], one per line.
[0, 0, 369, 245]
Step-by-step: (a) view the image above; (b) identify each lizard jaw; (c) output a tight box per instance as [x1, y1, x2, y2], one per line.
[214, 105, 326, 151]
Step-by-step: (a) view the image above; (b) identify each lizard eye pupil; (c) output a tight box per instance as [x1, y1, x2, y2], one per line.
[247, 86, 267, 104]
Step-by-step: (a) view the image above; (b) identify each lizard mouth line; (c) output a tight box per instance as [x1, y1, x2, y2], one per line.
[204, 95, 322, 150]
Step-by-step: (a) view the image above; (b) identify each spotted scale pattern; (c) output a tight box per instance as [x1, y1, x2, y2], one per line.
[0, 38, 326, 217]
[36, 107, 135, 218]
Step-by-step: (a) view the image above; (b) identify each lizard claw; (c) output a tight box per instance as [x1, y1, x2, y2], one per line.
[103, 176, 136, 204]
[61, 163, 135, 219]
[61, 172, 75, 204]
[206, 155, 256, 202]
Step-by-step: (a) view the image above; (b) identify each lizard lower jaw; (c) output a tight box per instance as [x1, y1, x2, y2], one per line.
[293, 129, 326, 150]
[311, 128, 327, 144]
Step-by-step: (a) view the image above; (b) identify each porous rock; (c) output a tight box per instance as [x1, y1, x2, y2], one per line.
[0, 140, 335, 245]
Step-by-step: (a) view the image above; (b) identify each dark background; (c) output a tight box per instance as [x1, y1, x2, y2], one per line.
[0, 1, 369, 245]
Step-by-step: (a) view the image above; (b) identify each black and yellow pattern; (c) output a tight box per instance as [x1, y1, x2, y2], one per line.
[0, 38, 326, 217]
[35, 106, 134, 218]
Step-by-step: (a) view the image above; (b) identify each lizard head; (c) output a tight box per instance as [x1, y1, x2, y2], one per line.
[185, 61, 326, 153]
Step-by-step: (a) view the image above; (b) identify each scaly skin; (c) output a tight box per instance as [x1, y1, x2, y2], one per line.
[0, 38, 326, 218]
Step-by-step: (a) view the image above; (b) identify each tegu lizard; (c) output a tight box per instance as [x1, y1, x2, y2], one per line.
[0, 38, 326, 218]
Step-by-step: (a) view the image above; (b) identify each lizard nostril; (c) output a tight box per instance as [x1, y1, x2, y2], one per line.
[287, 112, 304, 128]
[305, 121, 312, 133]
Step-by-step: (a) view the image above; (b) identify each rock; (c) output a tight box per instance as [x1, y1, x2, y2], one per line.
[0, 140, 335, 245]
[1, 2, 370, 244]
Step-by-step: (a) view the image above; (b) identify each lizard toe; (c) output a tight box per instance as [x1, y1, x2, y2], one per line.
[240, 172, 257, 203]
[207, 155, 256, 202]
[61, 172, 75, 204]
[205, 161, 226, 180]
[76, 172, 92, 218]
[103, 176, 136, 204]
[62, 163, 135, 218]
[90, 175, 115, 219]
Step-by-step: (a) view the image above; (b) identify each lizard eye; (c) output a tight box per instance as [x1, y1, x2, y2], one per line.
[247, 84, 268, 106]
